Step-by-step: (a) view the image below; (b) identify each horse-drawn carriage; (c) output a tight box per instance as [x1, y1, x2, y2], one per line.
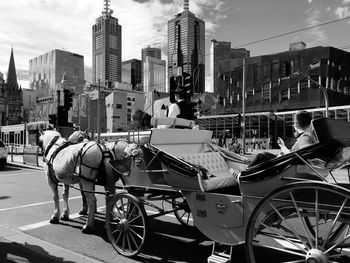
[40, 117, 350, 263]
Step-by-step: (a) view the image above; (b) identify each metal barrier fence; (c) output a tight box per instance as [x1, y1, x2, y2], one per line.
[9, 145, 40, 167]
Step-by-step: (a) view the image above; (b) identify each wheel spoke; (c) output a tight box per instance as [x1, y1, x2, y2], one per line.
[128, 214, 141, 224]
[290, 192, 314, 248]
[129, 226, 144, 240]
[125, 230, 132, 252]
[127, 204, 136, 221]
[269, 202, 309, 252]
[127, 228, 140, 249]
[259, 221, 307, 253]
[315, 189, 319, 249]
[322, 197, 348, 250]
[252, 241, 306, 258]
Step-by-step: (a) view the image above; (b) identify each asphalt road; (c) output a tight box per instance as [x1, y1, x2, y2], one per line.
[0, 165, 219, 263]
[1, 161, 350, 263]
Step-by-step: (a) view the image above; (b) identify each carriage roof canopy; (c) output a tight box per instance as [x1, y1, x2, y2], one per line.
[26, 121, 52, 131]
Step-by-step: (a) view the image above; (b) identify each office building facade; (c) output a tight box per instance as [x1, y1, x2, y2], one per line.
[92, 0, 122, 85]
[143, 56, 166, 93]
[122, 59, 142, 90]
[210, 39, 250, 95]
[28, 49, 84, 122]
[214, 45, 350, 115]
[168, 0, 205, 93]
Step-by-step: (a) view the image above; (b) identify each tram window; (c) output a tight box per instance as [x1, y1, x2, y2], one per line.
[9, 132, 14, 144]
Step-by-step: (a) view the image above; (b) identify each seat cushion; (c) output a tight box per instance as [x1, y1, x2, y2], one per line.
[177, 152, 235, 190]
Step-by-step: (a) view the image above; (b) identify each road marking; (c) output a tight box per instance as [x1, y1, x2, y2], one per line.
[19, 206, 106, 231]
[0, 196, 82, 212]
[18, 207, 192, 231]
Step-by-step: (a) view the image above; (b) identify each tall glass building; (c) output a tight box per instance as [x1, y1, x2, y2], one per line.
[168, 0, 205, 93]
[92, 0, 122, 85]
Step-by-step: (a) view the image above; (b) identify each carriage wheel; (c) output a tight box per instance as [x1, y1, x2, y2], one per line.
[105, 193, 147, 257]
[172, 196, 195, 228]
[245, 182, 350, 263]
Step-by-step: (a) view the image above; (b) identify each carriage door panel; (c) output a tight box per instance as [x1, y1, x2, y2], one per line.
[184, 192, 245, 245]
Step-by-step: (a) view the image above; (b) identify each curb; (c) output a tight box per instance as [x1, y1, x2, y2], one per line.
[7, 162, 44, 171]
[0, 224, 104, 263]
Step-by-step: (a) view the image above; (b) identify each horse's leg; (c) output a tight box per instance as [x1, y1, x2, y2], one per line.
[61, 183, 70, 221]
[46, 168, 60, 224]
[79, 181, 88, 215]
[80, 180, 96, 234]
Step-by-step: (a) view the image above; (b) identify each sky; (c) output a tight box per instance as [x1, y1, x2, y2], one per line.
[0, 0, 350, 90]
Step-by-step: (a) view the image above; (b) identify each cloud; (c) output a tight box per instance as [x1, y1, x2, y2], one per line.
[0, 0, 228, 74]
[335, 6, 350, 18]
[303, 7, 328, 46]
[308, 0, 313, 4]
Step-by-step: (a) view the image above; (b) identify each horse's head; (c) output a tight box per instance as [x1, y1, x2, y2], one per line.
[106, 140, 143, 175]
[68, 130, 90, 144]
[106, 140, 142, 161]
[39, 130, 62, 152]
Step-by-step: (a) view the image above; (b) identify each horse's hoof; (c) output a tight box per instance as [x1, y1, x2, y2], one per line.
[81, 226, 92, 234]
[50, 217, 59, 224]
[79, 209, 88, 216]
[60, 215, 69, 221]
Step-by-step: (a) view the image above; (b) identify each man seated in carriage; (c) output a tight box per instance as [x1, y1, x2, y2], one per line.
[231, 110, 318, 182]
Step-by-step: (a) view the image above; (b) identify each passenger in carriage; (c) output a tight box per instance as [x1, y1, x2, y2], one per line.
[231, 111, 317, 181]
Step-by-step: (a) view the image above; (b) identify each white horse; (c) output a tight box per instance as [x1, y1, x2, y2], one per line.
[39, 130, 135, 233]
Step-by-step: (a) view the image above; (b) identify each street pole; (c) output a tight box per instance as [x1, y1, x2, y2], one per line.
[291, 62, 329, 117]
[242, 58, 246, 150]
[97, 79, 101, 143]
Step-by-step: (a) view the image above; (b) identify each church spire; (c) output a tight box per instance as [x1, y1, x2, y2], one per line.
[6, 48, 19, 91]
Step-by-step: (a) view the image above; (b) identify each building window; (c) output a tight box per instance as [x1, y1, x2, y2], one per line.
[116, 104, 122, 109]
[127, 102, 132, 107]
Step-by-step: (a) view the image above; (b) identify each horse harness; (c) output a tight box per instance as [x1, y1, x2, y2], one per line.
[43, 136, 114, 185]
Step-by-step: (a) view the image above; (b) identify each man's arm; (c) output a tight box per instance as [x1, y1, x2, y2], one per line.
[168, 103, 180, 118]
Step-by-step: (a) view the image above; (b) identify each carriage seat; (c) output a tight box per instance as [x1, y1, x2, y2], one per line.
[151, 117, 195, 129]
[177, 152, 235, 190]
[239, 139, 341, 183]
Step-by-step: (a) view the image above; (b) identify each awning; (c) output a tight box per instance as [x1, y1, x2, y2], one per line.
[26, 121, 52, 131]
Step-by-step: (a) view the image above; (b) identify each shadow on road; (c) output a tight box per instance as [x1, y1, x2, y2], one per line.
[0, 240, 76, 263]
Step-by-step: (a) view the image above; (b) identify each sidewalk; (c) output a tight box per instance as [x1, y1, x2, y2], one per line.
[0, 224, 103, 263]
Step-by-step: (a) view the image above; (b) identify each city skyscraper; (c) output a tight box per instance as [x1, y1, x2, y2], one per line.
[141, 45, 162, 84]
[168, 0, 205, 93]
[143, 56, 166, 93]
[92, 0, 122, 85]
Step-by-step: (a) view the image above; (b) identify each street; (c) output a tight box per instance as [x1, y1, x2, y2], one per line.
[1, 158, 350, 263]
[0, 165, 217, 263]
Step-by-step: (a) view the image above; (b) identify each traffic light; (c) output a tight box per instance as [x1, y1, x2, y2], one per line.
[183, 72, 193, 95]
[169, 76, 177, 103]
[64, 89, 74, 109]
[57, 106, 68, 126]
[48, 114, 57, 127]
[280, 61, 291, 78]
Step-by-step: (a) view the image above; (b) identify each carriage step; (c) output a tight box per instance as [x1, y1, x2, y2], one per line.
[207, 242, 232, 263]
[207, 254, 230, 263]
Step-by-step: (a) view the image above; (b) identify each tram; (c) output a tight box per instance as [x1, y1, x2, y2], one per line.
[0, 121, 53, 147]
